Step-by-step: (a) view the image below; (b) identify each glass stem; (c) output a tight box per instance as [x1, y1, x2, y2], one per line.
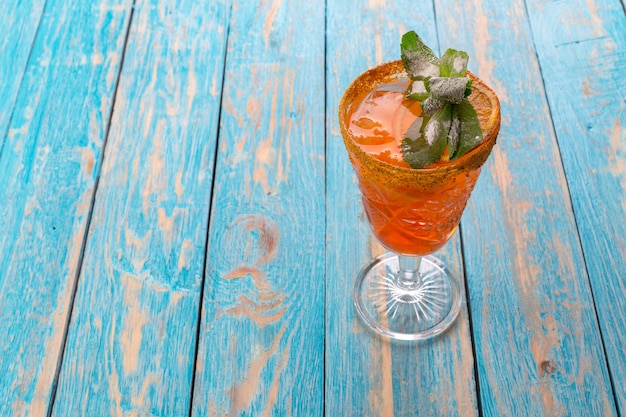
[396, 255, 422, 289]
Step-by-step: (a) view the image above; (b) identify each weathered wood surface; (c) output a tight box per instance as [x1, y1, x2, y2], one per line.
[524, 0, 626, 412]
[189, 0, 326, 415]
[0, 0, 46, 152]
[1, 0, 624, 416]
[51, 0, 229, 415]
[325, 1, 479, 416]
[0, 0, 132, 415]
[435, 0, 619, 414]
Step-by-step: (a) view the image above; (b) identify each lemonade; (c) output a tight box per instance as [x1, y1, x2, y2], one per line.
[340, 61, 500, 255]
[339, 32, 500, 339]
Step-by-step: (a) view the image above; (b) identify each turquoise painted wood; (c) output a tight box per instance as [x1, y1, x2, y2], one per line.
[325, 1, 479, 416]
[2, 1, 626, 415]
[190, 0, 326, 415]
[0, 0, 132, 415]
[523, 0, 626, 411]
[434, 0, 618, 414]
[51, 0, 229, 415]
[0, 0, 45, 152]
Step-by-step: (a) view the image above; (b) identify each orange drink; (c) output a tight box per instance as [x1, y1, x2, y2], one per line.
[340, 33, 501, 340]
[339, 60, 501, 256]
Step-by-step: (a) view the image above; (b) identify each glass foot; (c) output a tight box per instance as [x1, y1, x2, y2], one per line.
[353, 253, 462, 340]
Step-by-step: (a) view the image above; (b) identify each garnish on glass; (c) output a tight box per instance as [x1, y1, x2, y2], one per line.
[400, 31, 483, 169]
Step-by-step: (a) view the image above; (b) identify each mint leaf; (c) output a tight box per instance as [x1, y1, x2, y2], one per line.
[401, 31, 440, 80]
[429, 77, 470, 104]
[448, 106, 461, 158]
[404, 116, 423, 139]
[421, 96, 445, 116]
[452, 98, 483, 160]
[464, 80, 473, 97]
[424, 105, 452, 145]
[439, 49, 469, 77]
[402, 105, 451, 169]
[406, 80, 429, 101]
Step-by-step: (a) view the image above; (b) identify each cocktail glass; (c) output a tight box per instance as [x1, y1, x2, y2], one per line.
[339, 60, 501, 340]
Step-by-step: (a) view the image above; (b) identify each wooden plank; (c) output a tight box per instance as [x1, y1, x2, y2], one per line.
[189, 0, 326, 415]
[523, 0, 626, 411]
[434, 0, 618, 414]
[0, 0, 45, 152]
[49, 0, 230, 415]
[0, 0, 46, 148]
[0, 1, 133, 415]
[325, 1, 479, 416]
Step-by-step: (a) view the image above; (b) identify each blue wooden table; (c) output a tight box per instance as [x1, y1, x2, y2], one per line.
[1, 0, 625, 415]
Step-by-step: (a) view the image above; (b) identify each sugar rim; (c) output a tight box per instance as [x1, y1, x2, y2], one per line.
[338, 60, 501, 189]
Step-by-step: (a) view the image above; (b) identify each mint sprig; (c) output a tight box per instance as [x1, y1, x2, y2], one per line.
[400, 31, 483, 168]
[400, 31, 439, 80]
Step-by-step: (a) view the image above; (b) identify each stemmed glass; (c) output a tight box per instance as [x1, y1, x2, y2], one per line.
[339, 60, 501, 340]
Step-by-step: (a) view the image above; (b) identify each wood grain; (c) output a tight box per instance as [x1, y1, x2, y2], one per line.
[434, 0, 618, 414]
[1, 0, 623, 415]
[189, 0, 326, 415]
[0, 0, 45, 153]
[523, 0, 626, 411]
[49, 0, 230, 415]
[325, 1, 479, 416]
[0, 1, 132, 415]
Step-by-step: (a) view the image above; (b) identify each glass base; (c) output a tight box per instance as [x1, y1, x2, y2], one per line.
[353, 253, 462, 340]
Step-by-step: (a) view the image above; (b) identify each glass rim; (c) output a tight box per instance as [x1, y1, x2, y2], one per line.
[338, 60, 501, 188]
